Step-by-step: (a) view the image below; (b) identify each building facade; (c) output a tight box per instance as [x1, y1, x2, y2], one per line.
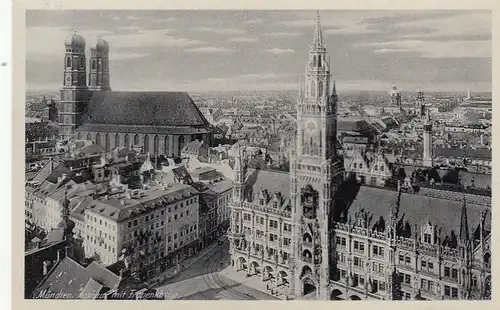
[227, 11, 491, 301]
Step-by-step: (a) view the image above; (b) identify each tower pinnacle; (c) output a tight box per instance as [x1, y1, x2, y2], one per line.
[312, 10, 324, 49]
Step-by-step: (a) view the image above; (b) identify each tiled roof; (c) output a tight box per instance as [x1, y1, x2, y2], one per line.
[85, 261, 121, 290]
[335, 184, 490, 238]
[435, 147, 491, 160]
[80, 278, 103, 299]
[89, 184, 198, 222]
[33, 257, 90, 298]
[243, 168, 290, 201]
[82, 91, 210, 127]
[33, 257, 121, 299]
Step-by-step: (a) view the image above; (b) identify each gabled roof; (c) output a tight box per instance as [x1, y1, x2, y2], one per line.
[32, 257, 121, 299]
[82, 91, 210, 127]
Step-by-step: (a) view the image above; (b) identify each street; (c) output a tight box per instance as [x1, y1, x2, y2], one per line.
[154, 239, 278, 300]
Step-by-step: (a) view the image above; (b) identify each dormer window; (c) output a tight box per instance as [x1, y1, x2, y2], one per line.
[374, 165, 378, 171]
[259, 198, 264, 206]
[359, 163, 363, 169]
[273, 201, 278, 208]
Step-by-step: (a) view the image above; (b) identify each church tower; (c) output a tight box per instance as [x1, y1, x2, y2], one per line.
[59, 32, 89, 140]
[416, 88, 425, 117]
[289, 11, 343, 300]
[89, 37, 111, 91]
[422, 110, 433, 167]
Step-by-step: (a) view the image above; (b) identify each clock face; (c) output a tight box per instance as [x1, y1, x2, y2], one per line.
[306, 121, 317, 132]
[65, 76, 71, 86]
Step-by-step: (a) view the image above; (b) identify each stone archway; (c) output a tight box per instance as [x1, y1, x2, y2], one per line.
[277, 270, 289, 287]
[303, 233, 312, 243]
[237, 257, 247, 271]
[330, 289, 343, 300]
[250, 261, 261, 276]
[264, 265, 274, 281]
[302, 249, 313, 263]
[349, 294, 362, 300]
[302, 277, 316, 296]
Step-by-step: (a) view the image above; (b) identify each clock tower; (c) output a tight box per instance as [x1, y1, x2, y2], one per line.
[59, 32, 89, 140]
[289, 11, 343, 300]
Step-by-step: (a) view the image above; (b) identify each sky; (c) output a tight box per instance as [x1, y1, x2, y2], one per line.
[26, 10, 492, 93]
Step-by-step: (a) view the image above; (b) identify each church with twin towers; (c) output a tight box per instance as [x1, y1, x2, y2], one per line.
[59, 32, 213, 156]
[228, 11, 491, 301]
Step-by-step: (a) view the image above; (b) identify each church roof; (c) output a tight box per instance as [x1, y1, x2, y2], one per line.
[82, 91, 210, 128]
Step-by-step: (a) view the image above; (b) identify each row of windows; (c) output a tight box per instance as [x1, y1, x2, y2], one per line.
[337, 269, 387, 292]
[86, 214, 116, 231]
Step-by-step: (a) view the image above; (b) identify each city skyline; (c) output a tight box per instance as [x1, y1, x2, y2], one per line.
[26, 10, 491, 93]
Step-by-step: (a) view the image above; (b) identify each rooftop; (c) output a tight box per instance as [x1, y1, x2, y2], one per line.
[82, 91, 210, 128]
[87, 183, 198, 222]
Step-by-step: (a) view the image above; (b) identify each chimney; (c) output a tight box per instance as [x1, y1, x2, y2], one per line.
[105, 195, 109, 200]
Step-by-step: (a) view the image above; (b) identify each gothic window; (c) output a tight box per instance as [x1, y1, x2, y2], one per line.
[318, 81, 323, 97]
[95, 133, 101, 146]
[105, 134, 110, 150]
[164, 136, 169, 155]
[310, 80, 316, 97]
[92, 60, 96, 70]
[80, 57, 84, 68]
[133, 134, 139, 145]
[114, 133, 120, 148]
[313, 55, 317, 67]
[144, 135, 149, 153]
[124, 134, 129, 148]
[318, 56, 322, 67]
[154, 135, 159, 154]
[178, 135, 185, 155]
[66, 57, 71, 68]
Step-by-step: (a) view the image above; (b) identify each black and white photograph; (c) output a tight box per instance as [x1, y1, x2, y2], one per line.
[22, 9, 492, 301]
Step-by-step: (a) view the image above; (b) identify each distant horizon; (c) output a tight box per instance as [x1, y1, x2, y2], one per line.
[26, 10, 491, 93]
[26, 87, 491, 96]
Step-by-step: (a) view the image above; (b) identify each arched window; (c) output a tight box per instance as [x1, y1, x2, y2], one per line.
[164, 136, 169, 156]
[318, 56, 322, 67]
[66, 57, 71, 68]
[124, 134, 129, 148]
[105, 133, 110, 150]
[133, 134, 139, 145]
[318, 81, 323, 97]
[310, 80, 316, 97]
[178, 135, 185, 155]
[95, 133, 101, 146]
[114, 133, 120, 148]
[154, 135, 159, 155]
[92, 60, 96, 70]
[79, 57, 84, 68]
[144, 135, 149, 153]
[86, 132, 92, 140]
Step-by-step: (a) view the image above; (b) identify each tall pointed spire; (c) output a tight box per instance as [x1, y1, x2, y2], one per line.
[312, 10, 324, 49]
[459, 193, 470, 245]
